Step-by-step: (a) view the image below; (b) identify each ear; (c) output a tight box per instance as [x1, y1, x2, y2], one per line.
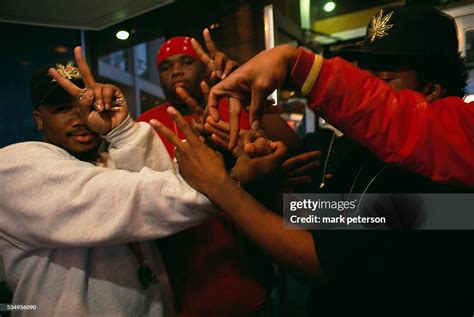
[421, 81, 446, 102]
[33, 110, 44, 132]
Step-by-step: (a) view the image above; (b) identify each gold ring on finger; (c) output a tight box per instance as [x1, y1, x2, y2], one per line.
[77, 89, 87, 100]
[111, 97, 123, 106]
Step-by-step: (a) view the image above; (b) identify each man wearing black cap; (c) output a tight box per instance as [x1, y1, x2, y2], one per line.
[0, 51, 217, 316]
[30, 61, 102, 161]
[286, 4, 471, 193]
[207, 5, 473, 187]
[152, 4, 474, 316]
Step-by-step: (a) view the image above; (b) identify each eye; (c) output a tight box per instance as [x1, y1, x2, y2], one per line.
[159, 63, 171, 71]
[182, 57, 194, 66]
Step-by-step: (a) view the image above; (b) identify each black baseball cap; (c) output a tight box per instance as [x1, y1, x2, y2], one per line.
[30, 61, 84, 110]
[347, 5, 459, 57]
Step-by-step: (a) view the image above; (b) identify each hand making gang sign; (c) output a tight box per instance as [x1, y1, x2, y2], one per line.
[49, 46, 129, 134]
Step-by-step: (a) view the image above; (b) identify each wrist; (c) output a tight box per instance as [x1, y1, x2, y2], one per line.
[206, 174, 241, 201]
[230, 165, 253, 187]
[229, 168, 242, 188]
[103, 115, 135, 146]
[275, 45, 299, 88]
[278, 44, 299, 72]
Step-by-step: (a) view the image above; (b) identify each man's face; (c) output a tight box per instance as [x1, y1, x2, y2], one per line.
[33, 100, 101, 159]
[358, 56, 421, 92]
[158, 54, 206, 106]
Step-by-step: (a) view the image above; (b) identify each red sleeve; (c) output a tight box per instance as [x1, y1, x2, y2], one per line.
[290, 48, 474, 187]
[136, 104, 175, 156]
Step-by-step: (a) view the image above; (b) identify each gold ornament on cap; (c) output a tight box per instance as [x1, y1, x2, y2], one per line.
[367, 9, 394, 43]
[52, 61, 82, 82]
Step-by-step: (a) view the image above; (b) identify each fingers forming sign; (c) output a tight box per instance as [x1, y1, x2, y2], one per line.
[149, 107, 228, 194]
[48, 46, 128, 134]
[191, 28, 240, 82]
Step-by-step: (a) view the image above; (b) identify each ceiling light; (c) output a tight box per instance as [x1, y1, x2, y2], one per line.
[54, 46, 68, 54]
[116, 30, 130, 40]
[323, 2, 336, 12]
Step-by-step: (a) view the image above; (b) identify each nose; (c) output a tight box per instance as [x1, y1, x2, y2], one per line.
[171, 63, 184, 77]
[69, 103, 87, 126]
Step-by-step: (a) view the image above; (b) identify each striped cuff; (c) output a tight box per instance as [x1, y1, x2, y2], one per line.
[290, 48, 324, 96]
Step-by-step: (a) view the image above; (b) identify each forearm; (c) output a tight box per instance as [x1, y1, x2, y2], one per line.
[0, 144, 212, 250]
[206, 176, 323, 280]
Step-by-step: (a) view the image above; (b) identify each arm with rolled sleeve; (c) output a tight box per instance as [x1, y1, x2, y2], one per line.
[290, 48, 474, 187]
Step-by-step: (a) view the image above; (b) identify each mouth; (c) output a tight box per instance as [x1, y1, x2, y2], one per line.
[172, 81, 190, 89]
[68, 129, 98, 143]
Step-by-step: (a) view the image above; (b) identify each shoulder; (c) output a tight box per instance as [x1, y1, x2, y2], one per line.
[136, 102, 172, 122]
[0, 142, 74, 168]
[432, 96, 472, 107]
[1, 142, 70, 157]
[418, 96, 474, 117]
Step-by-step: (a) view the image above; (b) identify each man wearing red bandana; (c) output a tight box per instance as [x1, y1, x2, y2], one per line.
[137, 35, 273, 316]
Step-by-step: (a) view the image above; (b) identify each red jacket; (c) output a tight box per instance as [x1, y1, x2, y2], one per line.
[291, 48, 474, 187]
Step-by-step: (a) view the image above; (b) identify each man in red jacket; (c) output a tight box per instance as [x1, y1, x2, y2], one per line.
[153, 4, 474, 316]
[137, 35, 273, 316]
[208, 6, 473, 188]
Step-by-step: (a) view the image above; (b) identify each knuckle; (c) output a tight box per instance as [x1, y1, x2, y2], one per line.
[254, 80, 267, 90]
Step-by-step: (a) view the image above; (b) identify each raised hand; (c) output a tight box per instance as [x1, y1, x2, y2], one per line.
[202, 116, 232, 149]
[207, 44, 299, 149]
[149, 107, 228, 195]
[174, 79, 219, 147]
[176, 81, 240, 149]
[149, 106, 287, 191]
[49, 46, 128, 134]
[175, 81, 208, 116]
[203, 117, 274, 159]
[191, 28, 239, 82]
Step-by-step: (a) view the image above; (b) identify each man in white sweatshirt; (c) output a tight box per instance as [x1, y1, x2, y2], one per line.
[0, 49, 214, 316]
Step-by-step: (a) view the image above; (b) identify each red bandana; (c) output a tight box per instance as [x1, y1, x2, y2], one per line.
[156, 36, 199, 66]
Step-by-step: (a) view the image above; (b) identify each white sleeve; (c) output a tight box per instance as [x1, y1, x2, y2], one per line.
[102, 116, 174, 172]
[0, 142, 214, 251]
